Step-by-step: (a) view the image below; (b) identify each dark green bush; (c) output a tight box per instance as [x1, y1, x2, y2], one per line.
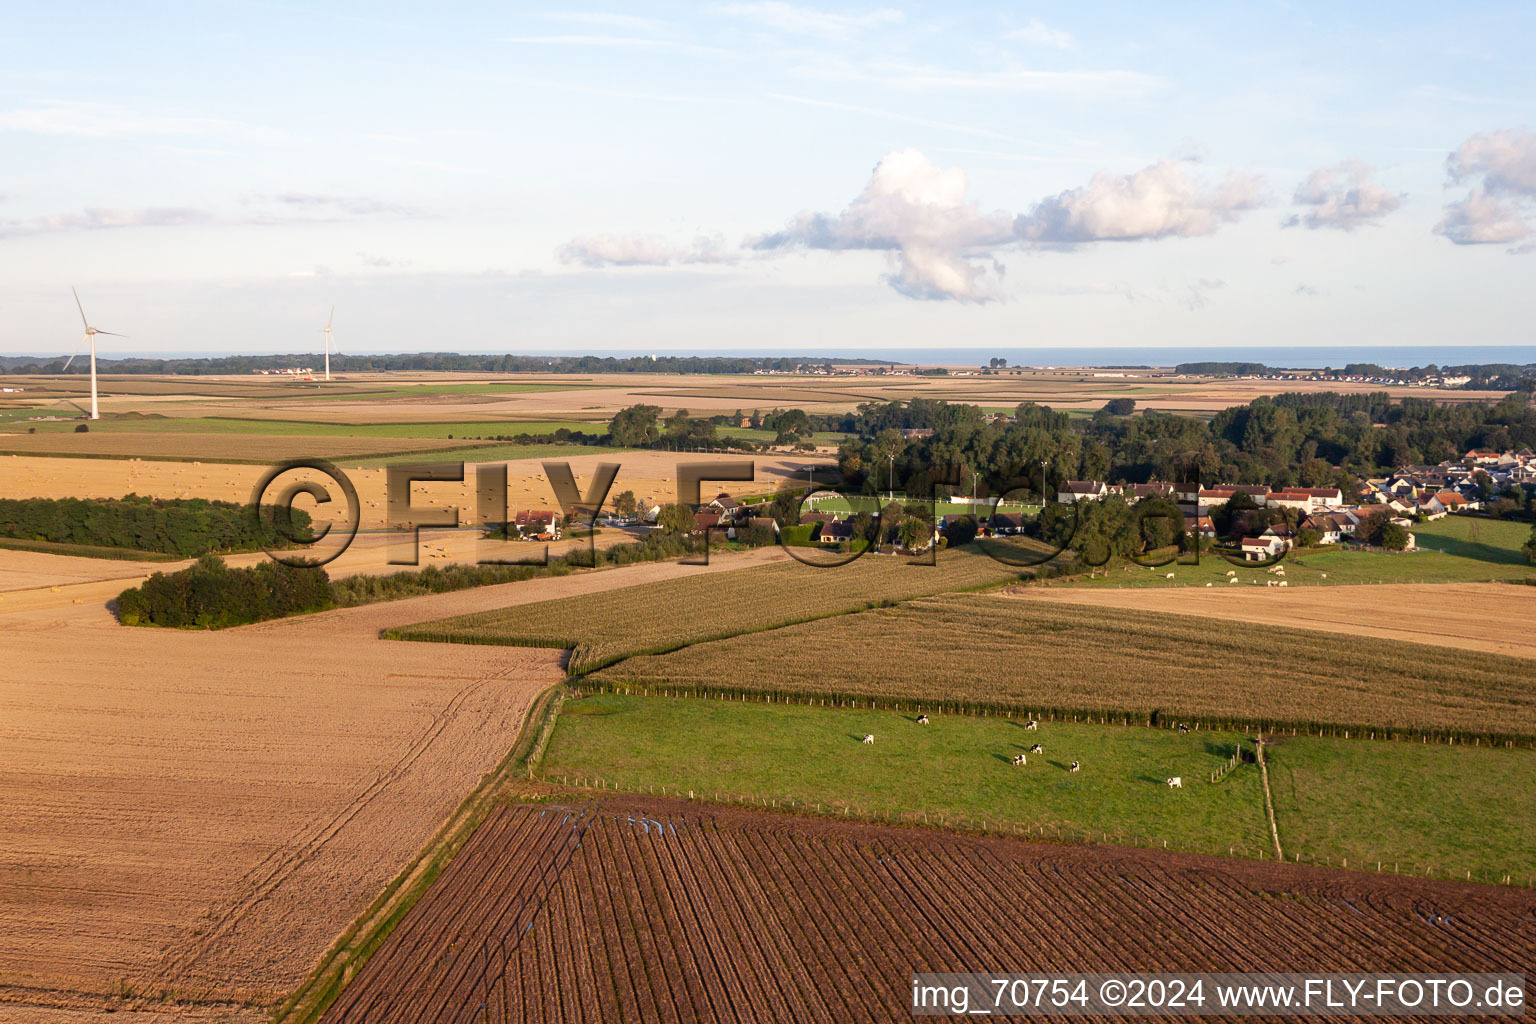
[116, 555, 332, 628]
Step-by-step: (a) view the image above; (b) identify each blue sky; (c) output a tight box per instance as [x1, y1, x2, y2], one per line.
[1, 1, 1533, 355]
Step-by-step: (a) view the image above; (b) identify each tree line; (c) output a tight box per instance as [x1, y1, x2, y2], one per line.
[0, 496, 313, 557]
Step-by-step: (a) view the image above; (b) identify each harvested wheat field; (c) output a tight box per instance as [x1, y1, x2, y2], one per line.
[0, 431, 481, 463]
[0, 547, 170, 592]
[0, 602, 557, 1020]
[322, 796, 1536, 1024]
[1004, 581, 1536, 660]
[0, 549, 790, 1021]
[0, 450, 823, 532]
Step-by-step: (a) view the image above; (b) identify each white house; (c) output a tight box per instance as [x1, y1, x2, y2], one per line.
[1057, 480, 1108, 503]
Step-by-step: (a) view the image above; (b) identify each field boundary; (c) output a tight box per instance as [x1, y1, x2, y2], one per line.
[573, 679, 1536, 750]
[0, 440, 485, 466]
[0, 536, 181, 561]
[271, 682, 565, 1024]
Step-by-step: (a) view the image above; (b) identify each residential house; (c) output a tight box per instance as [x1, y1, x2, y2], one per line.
[819, 521, 855, 545]
[1239, 535, 1287, 561]
[706, 492, 744, 520]
[1057, 480, 1108, 503]
[990, 512, 1026, 535]
[514, 509, 561, 540]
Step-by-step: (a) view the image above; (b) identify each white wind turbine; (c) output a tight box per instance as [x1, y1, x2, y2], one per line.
[320, 306, 336, 381]
[64, 287, 126, 420]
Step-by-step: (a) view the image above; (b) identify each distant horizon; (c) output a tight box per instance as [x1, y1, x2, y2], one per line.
[6, 344, 1536, 371]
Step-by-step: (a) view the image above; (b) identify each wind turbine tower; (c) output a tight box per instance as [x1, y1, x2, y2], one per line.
[321, 307, 335, 381]
[65, 288, 125, 420]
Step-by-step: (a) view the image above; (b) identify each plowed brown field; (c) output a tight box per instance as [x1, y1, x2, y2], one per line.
[323, 798, 1536, 1024]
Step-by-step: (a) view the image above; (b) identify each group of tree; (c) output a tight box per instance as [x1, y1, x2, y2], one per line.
[827, 391, 1536, 503]
[0, 496, 312, 557]
[115, 555, 333, 628]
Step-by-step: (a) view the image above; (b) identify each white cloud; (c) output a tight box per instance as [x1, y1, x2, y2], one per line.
[1015, 157, 1264, 243]
[1435, 188, 1530, 244]
[1436, 128, 1536, 248]
[0, 101, 266, 140]
[719, 2, 903, 38]
[557, 233, 734, 267]
[749, 148, 1015, 302]
[1286, 160, 1402, 230]
[1446, 128, 1536, 194]
[0, 206, 210, 239]
[1006, 18, 1074, 50]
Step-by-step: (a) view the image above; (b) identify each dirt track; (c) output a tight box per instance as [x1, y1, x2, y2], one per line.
[1001, 581, 1536, 659]
[0, 547, 786, 1021]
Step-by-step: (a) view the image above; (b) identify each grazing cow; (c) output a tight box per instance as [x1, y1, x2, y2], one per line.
[1206, 582, 1213, 587]
[1029, 744, 1043, 754]
[1068, 760, 1081, 773]
[1177, 723, 1190, 734]
[1166, 776, 1183, 788]
[1165, 572, 1175, 579]
[1279, 580, 1289, 587]
[1226, 570, 1236, 577]
[1012, 753, 1027, 766]
[1024, 719, 1038, 731]
[916, 714, 930, 725]
[1229, 577, 1240, 584]
[1320, 573, 1327, 579]
[862, 734, 875, 745]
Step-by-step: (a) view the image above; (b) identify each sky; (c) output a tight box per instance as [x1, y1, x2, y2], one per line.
[1, 1, 1534, 356]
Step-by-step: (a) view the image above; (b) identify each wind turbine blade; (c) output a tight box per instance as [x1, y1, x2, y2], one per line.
[327, 306, 334, 330]
[93, 330, 127, 337]
[72, 286, 89, 329]
[62, 336, 87, 372]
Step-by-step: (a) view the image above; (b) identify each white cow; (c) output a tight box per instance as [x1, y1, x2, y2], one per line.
[1226, 570, 1237, 577]
[1166, 776, 1183, 789]
[1206, 582, 1213, 587]
[1024, 720, 1038, 731]
[1279, 580, 1289, 587]
[1165, 572, 1175, 579]
[862, 734, 875, 745]
[1012, 753, 1027, 766]
[916, 714, 930, 726]
[1028, 744, 1043, 754]
[1068, 760, 1081, 773]
[1229, 577, 1240, 584]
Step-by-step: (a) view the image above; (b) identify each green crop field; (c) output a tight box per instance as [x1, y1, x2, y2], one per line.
[1062, 515, 1535, 589]
[387, 547, 1033, 673]
[539, 693, 1273, 858]
[537, 693, 1536, 885]
[0, 415, 606, 438]
[589, 592, 1536, 740]
[1266, 736, 1536, 884]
